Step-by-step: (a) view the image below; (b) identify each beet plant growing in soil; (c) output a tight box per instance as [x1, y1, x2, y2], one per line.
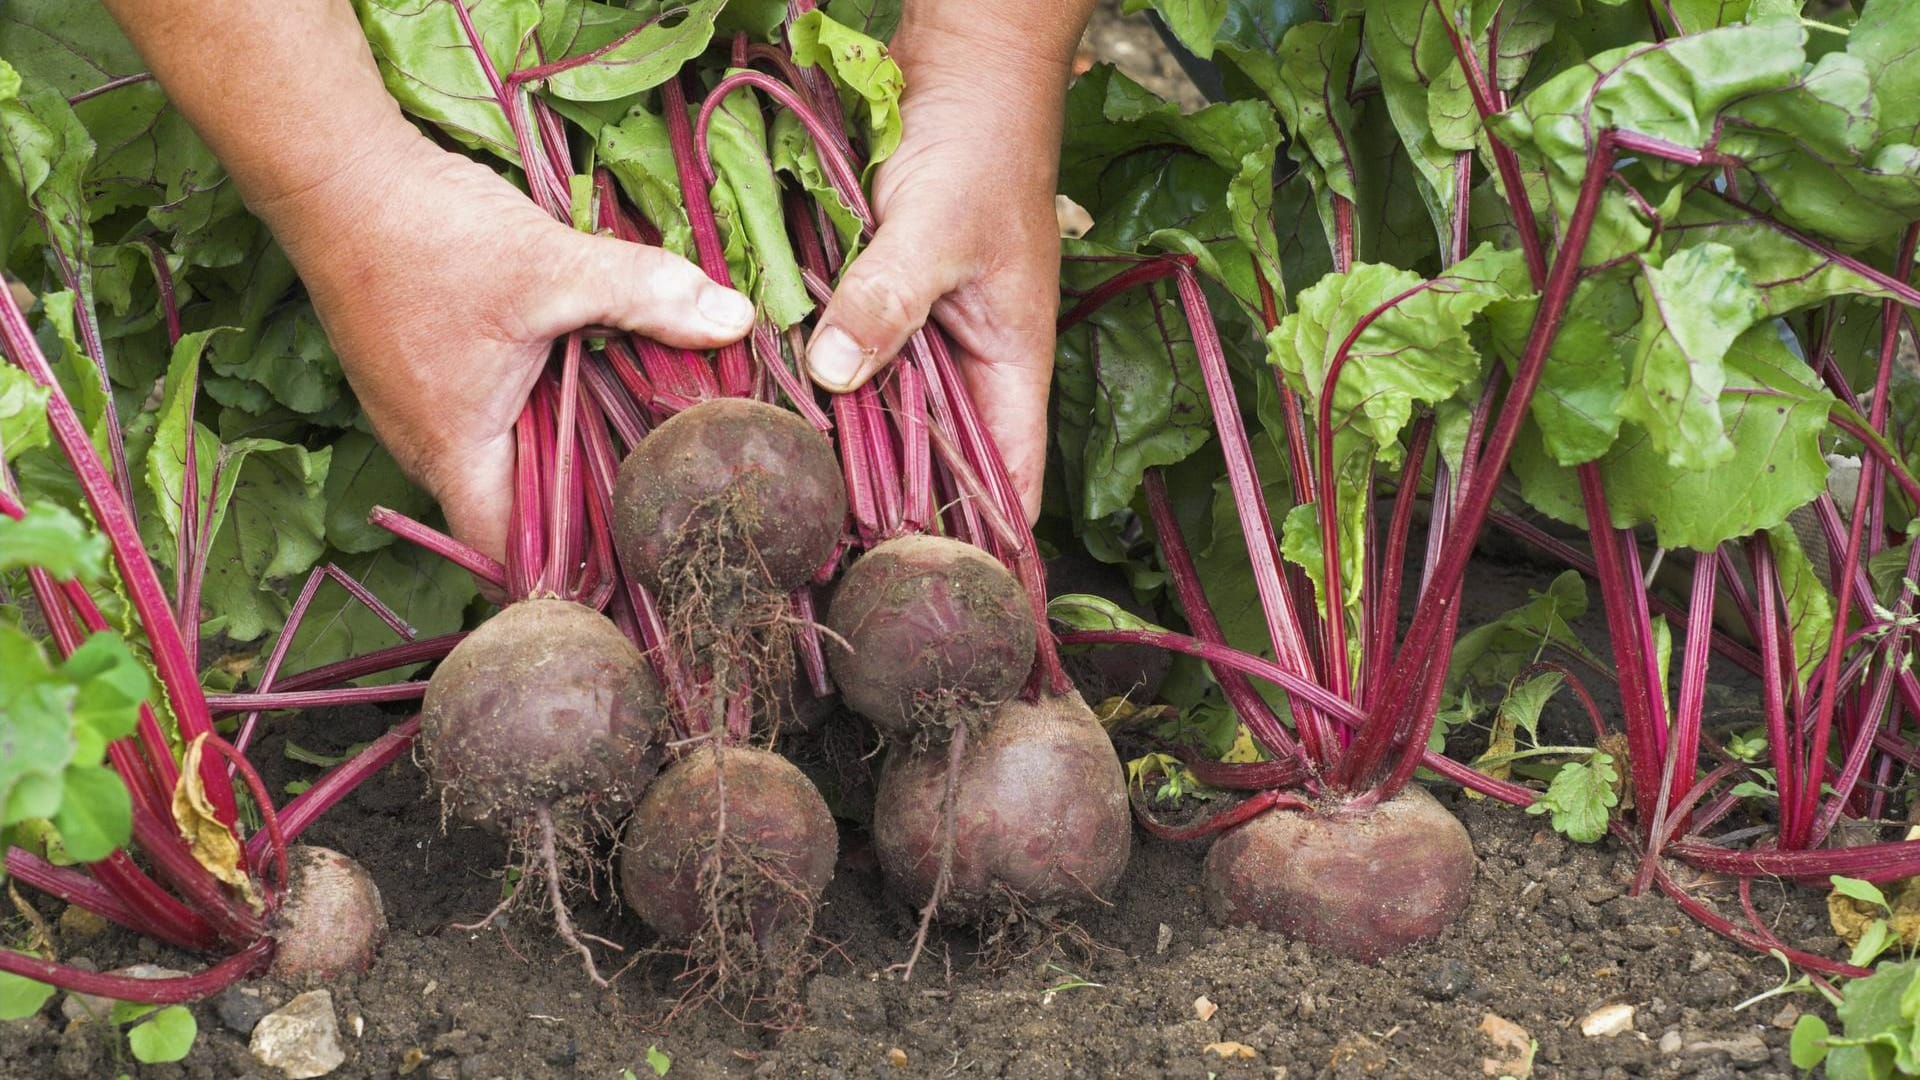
[1045, 0, 1920, 975]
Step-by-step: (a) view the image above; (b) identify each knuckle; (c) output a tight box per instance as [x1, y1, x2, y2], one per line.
[839, 268, 924, 336]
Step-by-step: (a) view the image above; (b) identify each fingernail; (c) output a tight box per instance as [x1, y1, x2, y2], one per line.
[698, 287, 755, 330]
[807, 326, 869, 391]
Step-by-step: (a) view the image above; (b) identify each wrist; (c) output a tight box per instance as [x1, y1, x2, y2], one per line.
[888, 10, 1079, 96]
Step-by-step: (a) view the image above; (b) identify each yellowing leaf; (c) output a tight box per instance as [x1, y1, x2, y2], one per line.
[171, 736, 260, 913]
[1221, 725, 1264, 764]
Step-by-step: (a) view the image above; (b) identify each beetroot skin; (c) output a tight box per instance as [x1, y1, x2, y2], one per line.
[827, 535, 1036, 738]
[269, 846, 387, 981]
[1204, 785, 1475, 962]
[872, 692, 1129, 920]
[612, 398, 845, 597]
[620, 746, 837, 946]
[422, 599, 664, 829]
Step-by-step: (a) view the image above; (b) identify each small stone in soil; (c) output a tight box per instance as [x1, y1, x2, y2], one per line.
[1479, 1014, 1535, 1079]
[56, 906, 108, 940]
[1680, 1031, 1770, 1063]
[216, 985, 275, 1036]
[1770, 1003, 1801, 1029]
[1580, 1003, 1635, 1038]
[251, 989, 346, 1079]
[1418, 958, 1475, 1001]
[1156, 923, 1174, 954]
[886, 1047, 909, 1068]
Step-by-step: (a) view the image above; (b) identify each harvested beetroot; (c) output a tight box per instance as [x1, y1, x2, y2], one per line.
[872, 692, 1129, 921]
[827, 535, 1036, 739]
[421, 598, 665, 829]
[612, 398, 845, 599]
[1203, 785, 1474, 962]
[269, 846, 387, 981]
[620, 746, 836, 992]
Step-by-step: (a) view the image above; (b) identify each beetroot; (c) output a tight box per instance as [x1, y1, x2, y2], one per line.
[872, 692, 1129, 921]
[827, 535, 1036, 739]
[269, 846, 387, 982]
[1204, 785, 1474, 962]
[620, 746, 836, 991]
[612, 398, 845, 599]
[421, 598, 665, 828]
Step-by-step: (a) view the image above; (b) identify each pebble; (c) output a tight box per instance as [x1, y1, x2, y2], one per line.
[1680, 1031, 1770, 1064]
[56, 906, 108, 940]
[216, 985, 275, 1036]
[1156, 923, 1174, 954]
[1658, 1030, 1683, 1055]
[251, 989, 346, 1078]
[1580, 1003, 1635, 1038]
[1417, 958, 1475, 1001]
[1769, 1004, 1801, 1030]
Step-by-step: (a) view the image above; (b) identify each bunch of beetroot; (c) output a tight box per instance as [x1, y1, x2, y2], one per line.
[362, 5, 1129, 1003]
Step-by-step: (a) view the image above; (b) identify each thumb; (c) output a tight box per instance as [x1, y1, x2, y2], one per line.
[807, 222, 965, 392]
[526, 224, 756, 348]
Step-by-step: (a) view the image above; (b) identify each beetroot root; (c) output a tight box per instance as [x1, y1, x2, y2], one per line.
[620, 746, 837, 952]
[872, 692, 1129, 922]
[1204, 784, 1474, 962]
[612, 398, 845, 599]
[269, 846, 387, 982]
[421, 599, 665, 829]
[827, 535, 1036, 739]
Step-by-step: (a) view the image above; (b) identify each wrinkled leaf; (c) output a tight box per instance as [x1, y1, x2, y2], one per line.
[171, 735, 260, 911]
[789, 10, 904, 166]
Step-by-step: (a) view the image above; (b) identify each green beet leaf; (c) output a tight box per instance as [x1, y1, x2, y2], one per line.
[1059, 65, 1282, 311]
[597, 102, 693, 258]
[534, 0, 726, 103]
[0, 503, 105, 581]
[322, 430, 434, 554]
[1054, 254, 1214, 520]
[705, 79, 812, 328]
[1619, 243, 1765, 472]
[1266, 243, 1530, 465]
[354, 0, 540, 164]
[281, 542, 479, 684]
[1513, 325, 1833, 550]
[789, 10, 904, 167]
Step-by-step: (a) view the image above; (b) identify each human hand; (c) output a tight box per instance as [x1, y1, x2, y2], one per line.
[802, 26, 1077, 523]
[255, 130, 756, 562]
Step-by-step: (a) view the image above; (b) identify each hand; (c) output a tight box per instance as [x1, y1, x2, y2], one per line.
[802, 32, 1075, 523]
[255, 131, 756, 562]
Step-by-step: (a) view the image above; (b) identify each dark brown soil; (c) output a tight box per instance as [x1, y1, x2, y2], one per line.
[1, 555, 1838, 1080]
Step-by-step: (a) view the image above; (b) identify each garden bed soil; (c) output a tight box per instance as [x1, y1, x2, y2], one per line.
[1, 557, 1839, 1080]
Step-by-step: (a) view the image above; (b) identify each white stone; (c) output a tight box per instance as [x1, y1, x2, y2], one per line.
[250, 990, 345, 1078]
[1579, 1003, 1635, 1038]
